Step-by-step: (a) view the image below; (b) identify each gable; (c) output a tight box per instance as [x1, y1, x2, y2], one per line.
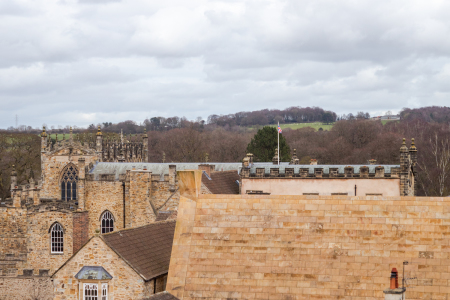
[52, 236, 141, 282]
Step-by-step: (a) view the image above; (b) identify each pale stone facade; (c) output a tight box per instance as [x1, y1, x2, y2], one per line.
[167, 171, 450, 300]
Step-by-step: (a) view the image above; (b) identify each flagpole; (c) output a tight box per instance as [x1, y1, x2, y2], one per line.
[278, 122, 280, 165]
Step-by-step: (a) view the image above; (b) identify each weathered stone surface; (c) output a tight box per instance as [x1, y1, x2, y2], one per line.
[167, 194, 450, 300]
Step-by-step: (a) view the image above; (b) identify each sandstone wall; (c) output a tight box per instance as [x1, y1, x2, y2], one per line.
[151, 181, 180, 212]
[129, 170, 156, 227]
[27, 211, 74, 275]
[168, 194, 450, 300]
[241, 178, 401, 196]
[85, 180, 124, 236]
[0, 207, 27, 276]
[52, 236, 149, 300]
[40, 152, 97, 199]
[0, 276, 53, 300]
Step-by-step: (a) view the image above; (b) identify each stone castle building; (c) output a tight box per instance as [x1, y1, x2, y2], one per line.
[0, 126, 417, 299]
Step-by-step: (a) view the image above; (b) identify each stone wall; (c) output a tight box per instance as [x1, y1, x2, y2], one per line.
[52, 236, 150, 300]
[151, 181, 180, 212]
[27, 211, 74, 275]
[168, 194, 450, 300]
[0, 207, 27, 277]
[129, 170, 156, 227]
[0, 276, 53, 300]
[40, 152, 97, 199]
[85, 180, 124, 236]
[241, 178, 401, 196]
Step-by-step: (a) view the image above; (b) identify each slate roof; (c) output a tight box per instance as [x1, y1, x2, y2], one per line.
[202, 170, 240, 194]
[90, 162, 242, 180]
[101, 220, 176, 281]
[142, 291, 180, 300]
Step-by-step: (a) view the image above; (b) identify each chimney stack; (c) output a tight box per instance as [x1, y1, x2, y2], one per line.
[383, 267, 405, 300]
[310, 159, 317, 165]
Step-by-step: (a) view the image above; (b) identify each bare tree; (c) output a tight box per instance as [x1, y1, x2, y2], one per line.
[420, 133, 450, 196]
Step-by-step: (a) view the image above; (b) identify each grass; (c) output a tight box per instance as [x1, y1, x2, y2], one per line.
[381, 120, 400, 125]
[249, 122, 334, 131]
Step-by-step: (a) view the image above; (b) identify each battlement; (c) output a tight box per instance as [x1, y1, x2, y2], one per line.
[240, 164, 400, 178]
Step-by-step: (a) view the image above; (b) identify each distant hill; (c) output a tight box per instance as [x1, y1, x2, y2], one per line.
[400, 106, 450, 123]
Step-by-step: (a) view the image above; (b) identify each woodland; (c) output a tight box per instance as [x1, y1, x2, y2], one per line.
[1, 106, 449, 199]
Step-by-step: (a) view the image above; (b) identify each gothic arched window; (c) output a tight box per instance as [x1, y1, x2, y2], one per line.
[101, 211, 114, 234]
[50, 223, 64, 254]
[60, 164, 78, 201]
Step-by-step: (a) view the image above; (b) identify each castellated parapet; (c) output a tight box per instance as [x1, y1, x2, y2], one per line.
[239, 139, 417, 197]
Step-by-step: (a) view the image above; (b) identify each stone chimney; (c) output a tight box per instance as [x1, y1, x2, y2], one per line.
[169, 165, 176, 192]
[369, 159, 377, 165]
[310, 159, 317, 165]
[383, 268, 405, 300]
[198, 164, 214, 177]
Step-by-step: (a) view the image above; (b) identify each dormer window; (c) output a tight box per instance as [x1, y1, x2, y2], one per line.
[75, 266, 112, 300]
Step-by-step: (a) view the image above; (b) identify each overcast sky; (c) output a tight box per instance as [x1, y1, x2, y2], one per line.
[1, 0, 450, 128]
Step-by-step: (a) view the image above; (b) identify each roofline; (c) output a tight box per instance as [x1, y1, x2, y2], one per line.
[100, 219, 176, 281]
[51, 235, 96, 278]
[52, 221, 176, 281]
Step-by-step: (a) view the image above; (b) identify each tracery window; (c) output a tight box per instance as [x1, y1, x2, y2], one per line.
[50, 223, 64, 254]
[61, 164, 78, 201]
[101, 211, 114, 234]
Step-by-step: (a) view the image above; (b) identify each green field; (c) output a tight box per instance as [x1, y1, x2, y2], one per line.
[249, 122, 334, 131]
[381, 120, 400, 125]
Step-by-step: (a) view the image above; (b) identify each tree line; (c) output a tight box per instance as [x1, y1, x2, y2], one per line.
[1, 106, 450, 198]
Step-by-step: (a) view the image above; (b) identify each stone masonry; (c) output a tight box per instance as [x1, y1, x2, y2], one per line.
[167, 172, 450, 300]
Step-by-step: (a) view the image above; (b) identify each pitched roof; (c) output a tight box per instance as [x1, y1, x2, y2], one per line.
[101, 220, 176, 281]
[201, 170, 240, 194]
[142, 291, 180, 300]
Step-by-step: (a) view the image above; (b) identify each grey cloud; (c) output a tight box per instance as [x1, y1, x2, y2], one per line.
[1, 0, 450, 128]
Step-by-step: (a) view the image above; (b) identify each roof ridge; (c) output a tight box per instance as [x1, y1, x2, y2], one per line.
[102, 219, 176, 236]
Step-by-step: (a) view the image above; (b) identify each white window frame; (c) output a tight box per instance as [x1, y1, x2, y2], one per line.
[100, 211, 114, 234]
[83, 283, 98, 300]
[102, 283, 108, 300]
[50, 223, 64, 254]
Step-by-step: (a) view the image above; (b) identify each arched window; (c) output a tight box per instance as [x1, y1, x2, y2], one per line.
[101, 211, 114, 234]
[50, 223, 64, 254]
[60, 164, 78, 201]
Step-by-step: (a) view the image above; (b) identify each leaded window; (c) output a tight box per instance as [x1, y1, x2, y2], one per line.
[84, 283, 98, 300]
[101, 211, 114, 234]
[102, 283, 108, 300]
[61, 165, 78, 201]
[51, 223, 63, 254]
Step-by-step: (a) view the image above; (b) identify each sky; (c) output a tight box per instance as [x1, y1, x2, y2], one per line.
[1, 0, 450, 129]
